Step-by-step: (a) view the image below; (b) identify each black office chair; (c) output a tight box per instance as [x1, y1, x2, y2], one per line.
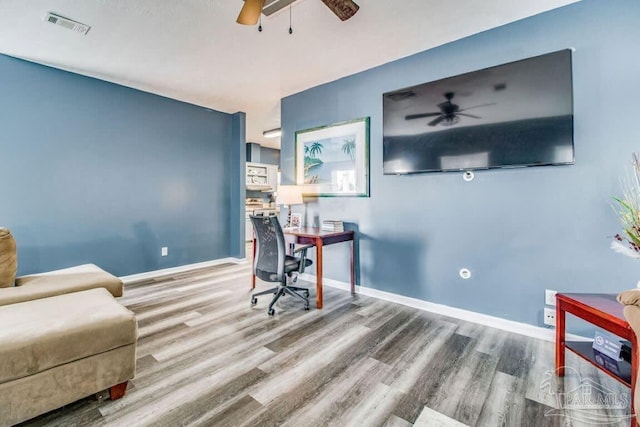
[250, 215, 313, 315]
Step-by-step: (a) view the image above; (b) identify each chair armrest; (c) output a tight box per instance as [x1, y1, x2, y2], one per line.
[293, 244, 314, 274]
[293, 244, 314, 254]
[617, 289, 640, 306]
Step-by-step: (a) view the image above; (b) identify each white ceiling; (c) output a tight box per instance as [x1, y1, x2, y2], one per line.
[0, 0, 580, 149]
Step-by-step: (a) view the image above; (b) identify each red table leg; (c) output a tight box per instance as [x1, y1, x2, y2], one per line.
[556, 299, 566, 376]
[631, 332, 638, 425]
[315, 238, 323, 309]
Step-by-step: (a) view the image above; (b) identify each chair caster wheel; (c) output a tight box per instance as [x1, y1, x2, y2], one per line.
[304, 291, 310, 298]
[251, 297, 257, 306]
[304, 305, 310, 311]
[268, 308, 275, 316]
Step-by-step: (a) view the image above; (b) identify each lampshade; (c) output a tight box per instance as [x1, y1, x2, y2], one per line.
[276, 185, 303, 206]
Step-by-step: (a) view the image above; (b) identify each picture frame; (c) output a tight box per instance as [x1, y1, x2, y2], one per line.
[289, 213, 302, 229]
[295, 117, 370, 197]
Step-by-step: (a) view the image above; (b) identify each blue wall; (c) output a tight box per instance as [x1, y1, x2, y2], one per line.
[246, 143, 280, 166]
[0, 54, 244, 276]
[231, 113, 247, 256]
[281, 0, 640, 329]
[259, 146, 281, 166]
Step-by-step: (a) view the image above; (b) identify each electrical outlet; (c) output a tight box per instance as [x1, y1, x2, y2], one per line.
[545, 289, 557, 306]
[161, 247, 168, 257]
[544, 307, 556, 327]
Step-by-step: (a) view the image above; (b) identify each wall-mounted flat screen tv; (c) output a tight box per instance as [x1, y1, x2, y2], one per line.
[382, 49, 574, 175]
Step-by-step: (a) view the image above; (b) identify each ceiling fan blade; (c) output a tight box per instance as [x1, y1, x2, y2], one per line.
[428, 116, 445, 126]
[459, 102, 496, 112]
[457, 113, 482, 119]
[405, 112, 441, 120]
[320, 0, 360, 21]
[237, 0, 266, 25]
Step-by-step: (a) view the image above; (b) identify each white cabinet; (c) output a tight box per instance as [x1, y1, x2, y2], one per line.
[246, 162, 277, 191]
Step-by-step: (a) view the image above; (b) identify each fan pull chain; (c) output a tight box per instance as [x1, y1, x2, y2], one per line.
[289, 5, 293, 34]
[258, 16, 263, 32]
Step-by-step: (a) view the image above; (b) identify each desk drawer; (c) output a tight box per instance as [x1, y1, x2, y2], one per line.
[295, 236, 316, 246]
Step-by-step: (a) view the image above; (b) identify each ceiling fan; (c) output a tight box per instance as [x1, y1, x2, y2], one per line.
[405, 92, 493, 127]
[236, 0, 360, 25]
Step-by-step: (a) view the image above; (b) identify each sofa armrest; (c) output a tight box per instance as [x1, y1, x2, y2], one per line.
[617, 289, 640, 306]
[0, 264, 123, 306]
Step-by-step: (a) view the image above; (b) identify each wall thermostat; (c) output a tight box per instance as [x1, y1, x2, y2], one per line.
[459, 268, 471, 279]
[463, 171, 474, 182]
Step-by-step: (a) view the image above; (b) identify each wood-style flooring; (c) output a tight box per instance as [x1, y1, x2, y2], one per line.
[20, 262, 631, 427]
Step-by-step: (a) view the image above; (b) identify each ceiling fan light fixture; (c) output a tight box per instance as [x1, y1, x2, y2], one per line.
[237, 0, 266, 25]
[320, 0, 360, 21]
[263, 128, 282, 138]
[441, 116, 460, 126]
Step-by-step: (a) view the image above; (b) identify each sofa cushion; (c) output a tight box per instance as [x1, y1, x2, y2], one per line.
[0, 288, 137, 385]
[0, 228, 17, 288]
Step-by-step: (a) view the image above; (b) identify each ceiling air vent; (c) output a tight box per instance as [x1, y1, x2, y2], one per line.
[44, 12, 91, 35]
[386, 90, 416, 102]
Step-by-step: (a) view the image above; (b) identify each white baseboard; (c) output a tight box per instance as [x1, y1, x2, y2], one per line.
[298, 273, 588, 343]
[120, 257, 248, 284]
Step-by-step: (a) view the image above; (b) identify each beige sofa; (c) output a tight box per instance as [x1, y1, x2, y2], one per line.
[0, 263, 123, 306]
[0, 288, 137, 426]
[617, 289, 640, 422]
[0, 226, 136, 424]
[0, 262, 136, 426]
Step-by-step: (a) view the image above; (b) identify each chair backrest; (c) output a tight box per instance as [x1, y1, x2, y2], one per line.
[250, 215, 286, 283]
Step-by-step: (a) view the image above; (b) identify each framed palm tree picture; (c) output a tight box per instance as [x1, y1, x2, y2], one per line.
[294, 117, 370, 197]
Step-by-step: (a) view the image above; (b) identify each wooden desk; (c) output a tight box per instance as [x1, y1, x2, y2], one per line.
[251, 227, 355, 309]
[556, 293, 637, 422]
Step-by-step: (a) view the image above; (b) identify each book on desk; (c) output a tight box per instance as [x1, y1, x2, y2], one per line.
[321, 220, 344, 232]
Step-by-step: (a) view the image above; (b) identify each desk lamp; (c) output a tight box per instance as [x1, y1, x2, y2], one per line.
[276, 185, 303, 228]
